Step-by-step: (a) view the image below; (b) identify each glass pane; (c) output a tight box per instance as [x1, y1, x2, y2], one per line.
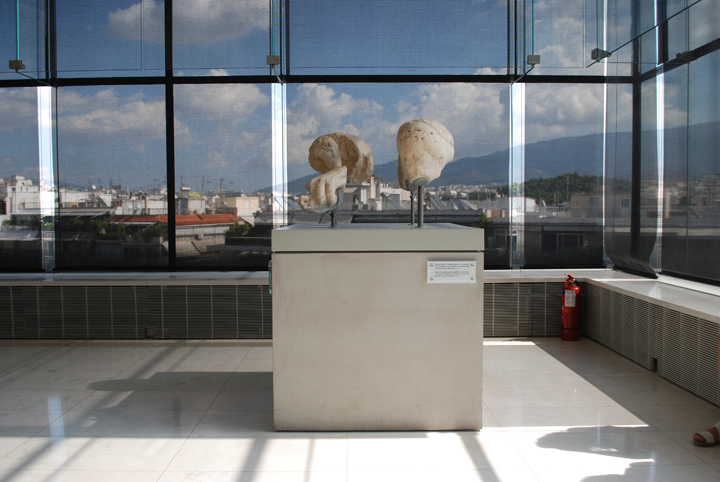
[172, 0, 270, 74]
[522, 84, 606, 268]
[289, 0, 507, 75]
[173, 83, 272, 269]
[0, 0, 44, 80]
[0, 87, 42, 271]
[529, 0, 602, 75]
[55, 85, 168, 268]
[662, 63, 689, 277]
[604, 61, 634, 270]
[56, 0, 165, 76]
[663, 51, 720, 283]
[603, 0, 702, 55]
[285, 82, 510, 267]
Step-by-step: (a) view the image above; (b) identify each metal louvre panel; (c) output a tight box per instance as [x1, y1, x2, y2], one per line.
[261, 286, 272, 339]
[212, 286, 238, 339]
[135, 286, 149, 333]
[546, 282, 563, 337]
[531, 283, 546, 336]
[147, 286, 162, 336]
[697, 319, 720, 406]
[87, 287, 112, 339]
[632, 298, 652, 370]
[187, 285, 212, 339]
[10, 287, 24, 339]
[62, 286, 88, 338]
[483, 284, 494, 337]
[619, 293, 635, 360]
[112, 286, 137, 339]
[582, 283, 597, 338]
[37, 286, 63, 339]
[162, 286, 188, 339]
[493, 284, 519, 337]
[660, 309, 699, 394]
[238, 285, 263, 339]
[608, 290, 623, 353]
[0, 287, 12, 338]
[518, 284, 533, 337]
[22, 287, 39, 339]
[595, 285, 611, 346]
[648, 303, 663, 362]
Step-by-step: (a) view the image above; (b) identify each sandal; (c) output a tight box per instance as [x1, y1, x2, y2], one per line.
[693, 422, 720, 447]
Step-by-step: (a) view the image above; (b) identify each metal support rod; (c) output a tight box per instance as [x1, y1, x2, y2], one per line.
[410, 191, 415, 225]
[417, 185, 424, 228]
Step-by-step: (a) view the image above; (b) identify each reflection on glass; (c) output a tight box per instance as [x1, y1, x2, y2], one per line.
[523, 84, 606, 268]
[173, 84, 272, 269]
[55, 85, 168, 268]
[289, 0, 507, 75]
[56, 0, 165, 76]
[0, 87, 42, 271]
[172, 0, 269, 74]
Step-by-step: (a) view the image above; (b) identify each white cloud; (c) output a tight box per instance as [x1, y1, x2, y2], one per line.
[525, 84, 612, 143]
[59, 89, 166, 143]
[174, 84, 269, 123]
[286, 84, 384, 165]
[401, 83, 509, 158]
[107, 0, 268, 44]
[0, 89, 38, 132]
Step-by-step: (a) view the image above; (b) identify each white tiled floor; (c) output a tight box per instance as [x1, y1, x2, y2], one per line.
[1, 337, 719, 481]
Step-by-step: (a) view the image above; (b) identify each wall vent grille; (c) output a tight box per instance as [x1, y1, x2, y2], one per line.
[584, 283, 720, 407]
[0, 284, 272, 340]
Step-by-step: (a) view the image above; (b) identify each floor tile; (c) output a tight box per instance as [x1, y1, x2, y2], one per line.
[0, 388, 94, 411]
[347, 432, 529, 472]
[0, 469, 163, 482]
[36, 410, 205, 437]
[0, 409, 60, 436]
[100, 371, 232, 391]
[224, 372, 273, 390]
[626, 403, 720, 432]
[190, 410, 274, 437]
[166, 437, 348, 472]
[507, 429, 703, 470]
[485, 405, 653, 432]
[159, 472, 345, 482]
[0, 437, 186, 471]
[236, 358, 273, 372]
[0, 436, 34, 460]
[208, 389, 273, 411]
[348, 468, 540, 482]
[69, 389, 220, 412]
[483, 385, 618, 409]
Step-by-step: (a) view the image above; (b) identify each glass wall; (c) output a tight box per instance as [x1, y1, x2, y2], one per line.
[55, 85, 168, 268]
[0, 88, 42, 271]
[173, 83, 272, 269]
[1, 0, 718, 281]
[522, 84, 606, 268]
[289, 0, 507, 75]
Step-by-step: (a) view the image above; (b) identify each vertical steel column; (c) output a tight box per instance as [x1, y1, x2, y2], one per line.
[165, 0, 177, 269]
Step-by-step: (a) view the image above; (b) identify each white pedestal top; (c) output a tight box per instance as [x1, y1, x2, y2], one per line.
[271, 223, 484, 252]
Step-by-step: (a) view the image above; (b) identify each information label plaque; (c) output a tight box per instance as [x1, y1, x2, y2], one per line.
[427, 261, 476, 284]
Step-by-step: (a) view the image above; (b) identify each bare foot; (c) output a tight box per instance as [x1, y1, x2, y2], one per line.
[693, 423, 720, 447]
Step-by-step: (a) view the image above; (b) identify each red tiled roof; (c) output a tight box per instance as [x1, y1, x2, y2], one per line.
[110, 214, 245, 226]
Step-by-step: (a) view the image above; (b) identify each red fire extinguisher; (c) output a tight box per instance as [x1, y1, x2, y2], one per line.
[561, 274, 581, 341]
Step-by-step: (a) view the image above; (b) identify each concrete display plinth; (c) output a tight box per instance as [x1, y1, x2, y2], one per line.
[271, 223, 484, 431]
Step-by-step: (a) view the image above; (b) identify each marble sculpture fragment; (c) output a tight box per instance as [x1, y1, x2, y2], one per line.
[397, 118, 454, 190]
[308, 132, 374, 184]
[297, 166, 347, 213]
